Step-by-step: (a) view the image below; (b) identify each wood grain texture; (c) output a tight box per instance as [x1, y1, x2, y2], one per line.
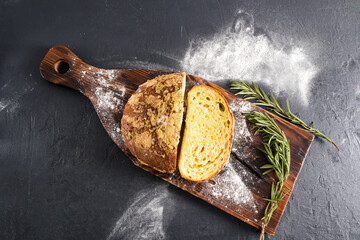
[40, 46, 314, 235]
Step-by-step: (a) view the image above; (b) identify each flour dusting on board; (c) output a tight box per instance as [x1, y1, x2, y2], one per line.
[181, 10, 318, 105]
[94, 88, 124, 111]
[229, 100, 254, 159]
[230, 100, 253, 142]
[107, 185, 173, 240]
[202, 159, 254, 207]
[93, 71, 125, 112]
[82, 68, 127, 148]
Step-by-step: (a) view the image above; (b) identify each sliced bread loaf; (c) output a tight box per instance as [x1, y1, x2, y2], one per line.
[121, 72, 186, 173]
[178, 85, 234, 182]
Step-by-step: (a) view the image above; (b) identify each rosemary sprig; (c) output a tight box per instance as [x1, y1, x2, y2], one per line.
[245, 111, 291, 240]
[230, 80, 340, 151]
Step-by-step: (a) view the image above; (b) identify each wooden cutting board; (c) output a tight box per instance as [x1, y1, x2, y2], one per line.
[40, 46, 314, 235]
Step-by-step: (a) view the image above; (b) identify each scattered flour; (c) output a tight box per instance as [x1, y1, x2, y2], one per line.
[94, 88, 124, 111]
[95, 69, 118, 88]
[0, 100, 10, 112]
[107, 184, 172, 240]
[82, 67, 127, 148]
[156, 115, 168, 125]
[200, 158, 254, 208]
[181, 10, 318, 105]
[229, 100, 254, 156]
[229, 100, 253, 141]
[0, 82, 34, 115]
[91, 71, 125, 115]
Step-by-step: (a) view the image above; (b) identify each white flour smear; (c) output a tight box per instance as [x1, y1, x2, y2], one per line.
[0, 86, 34, 115]
[181, 10, 318, 105]
[80, 67, 126, 112]
[201, 157, 255, 209]
[81, 67, 127, 147]
[94, 88, 124, 112]
[228, 100, 255, 159]
[229, 100, 253, 143]
[107, 185, 172, 240]
[0, 100, 18, 113]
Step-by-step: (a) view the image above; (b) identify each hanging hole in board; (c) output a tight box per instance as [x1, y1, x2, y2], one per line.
[54, 60, 69, 74]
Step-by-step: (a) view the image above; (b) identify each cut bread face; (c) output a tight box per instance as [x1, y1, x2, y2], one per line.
[121, 72, 186, 173]
[178, 85, 234, 182]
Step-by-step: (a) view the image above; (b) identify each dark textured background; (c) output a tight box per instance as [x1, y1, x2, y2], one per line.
[1, 0, 359, 239]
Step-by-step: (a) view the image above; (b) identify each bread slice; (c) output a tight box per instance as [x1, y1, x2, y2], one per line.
[121, 72, 186, 173]
[178, 85, 234, 182]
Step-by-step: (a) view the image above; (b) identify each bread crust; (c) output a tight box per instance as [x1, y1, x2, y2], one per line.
[121, 73, 186, 173]
[178, 85, 234, 182]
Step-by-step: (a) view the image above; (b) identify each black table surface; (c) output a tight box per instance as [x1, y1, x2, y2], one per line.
[1, 1, 359, 239]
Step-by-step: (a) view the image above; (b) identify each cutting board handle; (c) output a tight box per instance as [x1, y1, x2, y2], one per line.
[40, 45, 92, 93]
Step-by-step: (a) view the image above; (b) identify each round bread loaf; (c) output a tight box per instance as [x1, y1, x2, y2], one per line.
[121, 72, 186, 173]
